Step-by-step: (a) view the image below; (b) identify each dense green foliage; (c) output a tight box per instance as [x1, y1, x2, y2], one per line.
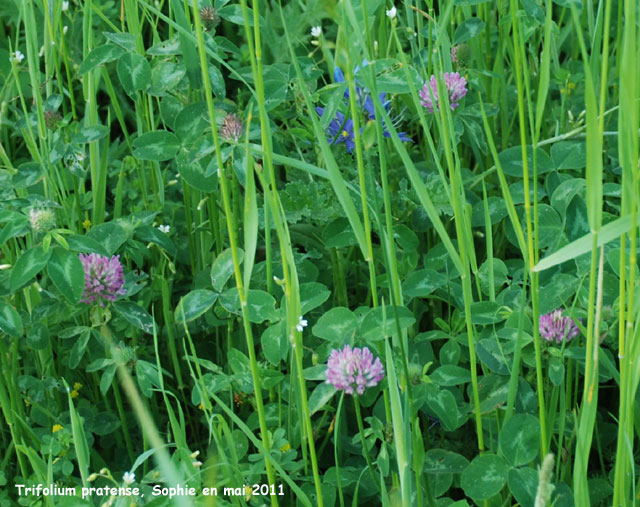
[1, 0, 639, 506]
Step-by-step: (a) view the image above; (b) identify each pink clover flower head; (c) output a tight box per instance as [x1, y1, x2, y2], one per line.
[325, 345, 385, 395]
[539, 308, 580, 343]
[419, 72, 468, 113]
[79, 253, 126, 306]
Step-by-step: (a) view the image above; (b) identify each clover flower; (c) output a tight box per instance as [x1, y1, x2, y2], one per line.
[451, 43, 471, 69]
[539, 309, 580, 343]
[29, 208, 56, 232]
[325, 345, 385, 395]
[200, 6, 219, 31]
[221, 113, 244, 142]
[79, 253, 126, 305]
[419, 72, 468, 113]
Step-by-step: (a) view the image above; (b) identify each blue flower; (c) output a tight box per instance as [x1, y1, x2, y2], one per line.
[315, 107, 356, 153]
[332, 62, 413, 144]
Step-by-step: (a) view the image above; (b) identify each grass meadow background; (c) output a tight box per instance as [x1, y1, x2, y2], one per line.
[0, 0, 639, 505]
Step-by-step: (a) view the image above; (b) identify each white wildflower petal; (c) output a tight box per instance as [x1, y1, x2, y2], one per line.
[11, 50, 25, 63]
[122, 471, 135, 485]
[62, 0, 69, 11]
[386, 6, 397, 19]
[296, 316, 308, 332]
[311, 26, 322, 38]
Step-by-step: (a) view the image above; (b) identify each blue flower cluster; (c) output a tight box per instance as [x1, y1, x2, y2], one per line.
[315, 62, 412, 153]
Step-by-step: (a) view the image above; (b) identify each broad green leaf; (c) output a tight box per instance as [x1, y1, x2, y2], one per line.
[66, 235, 109, 256]
[370, 62, 423, 94]
[78, 44, 126, 74]
[508, 467, 538, 507]
[476, 374, 510, 413]
[113, 301, 155, 334]
[174, 102, 208, 145]
[403, 269, 449, 298]
[261, 322, 287, 366]
[102, 32, 137, 51]
[177, 153, 217, 192]
[68, 328, 91, 368]
[477, 258, 509, 296]
[219, 289, 278, 323]
[134, 225, 176, 257]
[460, 453, 508, 500]
[218, 4, 254, 25]
[469, 301, 507, 324]
[86, 222, 128, 255]
[299, 282, 330, 314]
[0, 211, 30, 244]
[10, 246, 52, 291]
[537, 274, 579, 315]
[312, 307, 358, 342]
[308, 382, 336, 415]
[149, 61, 186, 96]
[47, 247, 85, 304]
[136, 360, 160, 398]
[551, 141, 587, 169]
[322, 218, 359, 249]
[359, 305, 415, 341]
[0, 300, 22, 337]
[551, 178, 586, 216]
[132, 130, 180, 161]
[476, 339, 509, 374]
[167, 0, 201, 87]
[117, 53, 151, 95]
[211, 248, 242, 292]
[471, 196, 508, 226]
[454, 18, 486, 44]
[425, 385, 463, 431]
[499, 414, 540, 466]
[497, 145, 554, 177]
[175, 290, 218, 323]
[100, 364, 117, 395]
[424, 449, 470, 474]
[91, 412, 121, 436]
[72, 125, 110, 144]
[27, 322, 50, 350]
[209, 65, 226, 98]
[430, 365, 471, 386]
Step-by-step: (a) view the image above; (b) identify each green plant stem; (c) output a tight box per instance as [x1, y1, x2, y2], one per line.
[353, 395, 380, 491]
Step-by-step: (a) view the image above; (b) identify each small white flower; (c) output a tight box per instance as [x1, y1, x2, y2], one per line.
[122, 471, 135, 485]
[386, 6, 397, 19]
[62, 0, 69, 11]
[10, 50, 25, 63]
[311, 26, 322, 38]
[63, 25, 68, 34]
[192, 460, 203, 468]
[296, 315, 308, 332]
[158, 224, 170, 233]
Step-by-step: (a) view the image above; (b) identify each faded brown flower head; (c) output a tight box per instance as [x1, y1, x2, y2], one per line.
[221, 113, 244, 142]
[44, 109, 62, 130]
[200, 6, 219, 31]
